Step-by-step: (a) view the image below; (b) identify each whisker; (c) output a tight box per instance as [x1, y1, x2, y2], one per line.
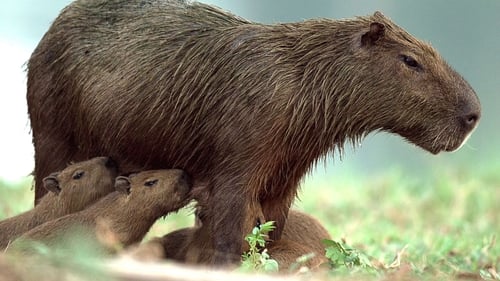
[464, 142, 477, 151]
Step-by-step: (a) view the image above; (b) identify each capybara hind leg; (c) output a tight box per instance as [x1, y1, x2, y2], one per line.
[33, 135, 75, 204]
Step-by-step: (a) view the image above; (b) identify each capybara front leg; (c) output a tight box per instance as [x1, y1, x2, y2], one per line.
[32, 134, 75, 205]
[208, 190, 249, 266]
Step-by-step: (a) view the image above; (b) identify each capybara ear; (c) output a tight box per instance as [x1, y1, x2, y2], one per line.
[373, 11, 385, 18]
[361, 22, 385, 46]
[115, 176, 131, 195]
[43, 174, 61, 195]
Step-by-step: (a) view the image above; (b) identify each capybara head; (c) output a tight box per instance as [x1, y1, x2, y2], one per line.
[114, 169, 192, 213]
[42, 156, 118, 211]
[344, 12, 480, 153]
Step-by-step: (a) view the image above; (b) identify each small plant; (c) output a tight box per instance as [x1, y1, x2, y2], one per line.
[324, 239, 374, 269]
[240, 221, 279, 273]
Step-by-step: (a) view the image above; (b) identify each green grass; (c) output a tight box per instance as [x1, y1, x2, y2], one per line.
[294, 165, 499, 280]
[0, 164, 498, 280]
[0, 177, 34, 218]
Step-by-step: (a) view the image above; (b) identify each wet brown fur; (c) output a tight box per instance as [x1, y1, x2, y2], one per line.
[27, 0, 480, 264]
[0, 157, 117, 250]
[12, 170, 192, 252]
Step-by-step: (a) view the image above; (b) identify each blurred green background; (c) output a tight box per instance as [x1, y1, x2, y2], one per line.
[0, 1, 498, 278]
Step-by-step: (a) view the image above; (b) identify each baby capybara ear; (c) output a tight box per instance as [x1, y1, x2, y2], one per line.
[43, 173, 61, 195]
[115, 176, 131, 195]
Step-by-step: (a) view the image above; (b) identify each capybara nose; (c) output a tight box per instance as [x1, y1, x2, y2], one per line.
[105, 157, 118, 170]
[459, 112, 480, 131]
[176, 170, 192, 194]
[180, 171, 192, 188]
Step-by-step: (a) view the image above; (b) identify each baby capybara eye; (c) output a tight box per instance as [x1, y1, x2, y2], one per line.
[72, 171, 85, 180]
[144, 179, 158, 187]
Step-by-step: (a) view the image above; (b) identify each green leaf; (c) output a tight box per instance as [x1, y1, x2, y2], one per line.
[262, 258, 279, 272]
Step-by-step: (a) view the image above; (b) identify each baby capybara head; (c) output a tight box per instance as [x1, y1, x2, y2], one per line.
[114, 169, 192, 213]
[42, 156, 118, 210]
[349, 12, 480, 153]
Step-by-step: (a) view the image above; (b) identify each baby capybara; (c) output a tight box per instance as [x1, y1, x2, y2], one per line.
[262, 211, 331, 271]
[265, 239, 325, 272]
[27, 0, 481, 264]
[128, 209, 330, 271]
[0, 157, 117, 250]
[11, 170, 192, 253]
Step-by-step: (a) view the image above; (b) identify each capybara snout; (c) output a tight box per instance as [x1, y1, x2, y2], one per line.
[175, 170, 192, 195]
[460, 113, 479, 131]
[457, 100, 480, 133]
[104, 156, 119, 170]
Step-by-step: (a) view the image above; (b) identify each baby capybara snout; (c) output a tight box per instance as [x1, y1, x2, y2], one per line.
[175, 170, 192, 195]
[159, 170, 193, 210]
[147, 169, 192, 196]
[104, 156, 119, 170]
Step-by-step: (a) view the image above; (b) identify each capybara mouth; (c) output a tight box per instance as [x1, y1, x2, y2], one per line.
[441, 141, 461, 153]
[420, 140, 457, 155]
[424, 137, 467, 155]
[444, 134, 472, 153]
[397, 122, 473, 155]
[434, 125, 476, 154]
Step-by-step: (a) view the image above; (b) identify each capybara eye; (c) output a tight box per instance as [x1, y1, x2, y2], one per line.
[399, 54, 421, 70]
[72, 171, 85, 180]
[144, 179, 158, 187]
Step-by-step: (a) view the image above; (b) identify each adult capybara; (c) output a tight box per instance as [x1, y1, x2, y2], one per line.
[127, 209, 330, 271]
[27, 0, 481, 265]
[12, 170, 192, 253]
[0, 157, 117, 250]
